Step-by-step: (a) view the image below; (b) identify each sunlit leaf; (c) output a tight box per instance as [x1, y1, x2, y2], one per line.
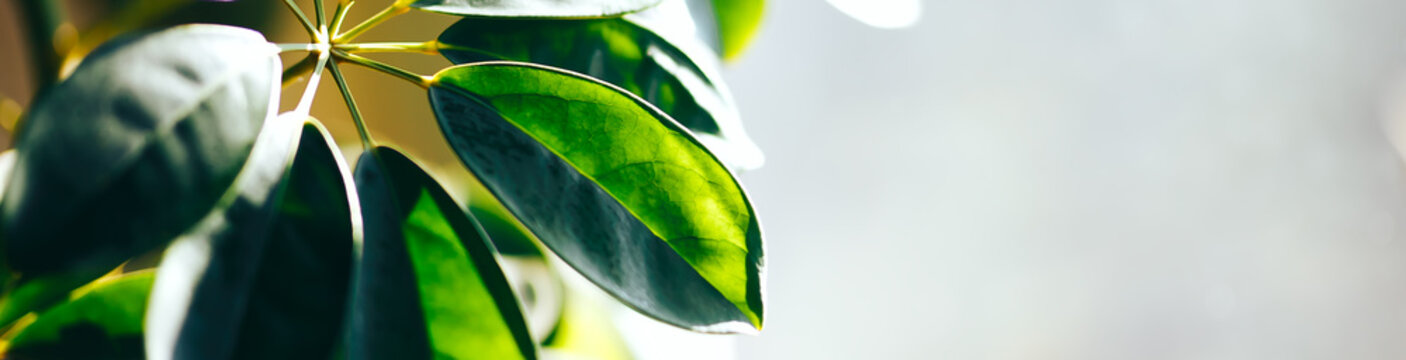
[144, 116, 355, 360]
[708, 0, 764, 60]
[0, 24, 279, 328]
[429, 62, 764, 332]
[410, 0, 661, 18]
[436, 13, 763, 169]
[348, 147, 536, 360]
[4, 271, 154, 360]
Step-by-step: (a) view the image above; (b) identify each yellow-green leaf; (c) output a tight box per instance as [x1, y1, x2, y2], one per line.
[429, 62, 763, 332]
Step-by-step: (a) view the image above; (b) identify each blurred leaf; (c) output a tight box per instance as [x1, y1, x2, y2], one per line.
[411, 0, 661, 18]
[348, 147, 536, 360]
[470, 201, 564, 340]
[709, 0, 763, 60]
[144, 116, 355, 360]
[62, 0, 186, 76]
[497, 255, 563, 341]
[0, 24, 280, 328]
[429, 62, 764, 332]
[824, 0, 921, 29]
[437, 15, 763, 169]
[0, 98, 21, 133]
[470, 203, 542, 257]
[541, 287, 632, 360]
[0, 150, 14, 214]
[4, 271, 153, 360]
[0, 273, 92, 331]
[63, 0, 283, 77]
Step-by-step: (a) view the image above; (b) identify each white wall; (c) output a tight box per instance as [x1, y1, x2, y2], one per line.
[726, 0, 1406, 358]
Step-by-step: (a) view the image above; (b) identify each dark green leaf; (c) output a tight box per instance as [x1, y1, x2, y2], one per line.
[4, 271, 154, 360]
[348, 147, 536, 360]
[144, 116, 355, 360]
[0, 24, 281, 317]
[410, 0, 661, 18]
[436, 13, 763, 168]
[429, 62, 764, 332]
[469, 203, 541, 257]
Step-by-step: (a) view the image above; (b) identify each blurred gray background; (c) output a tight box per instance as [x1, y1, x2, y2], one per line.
[725, 0, 1406, 358]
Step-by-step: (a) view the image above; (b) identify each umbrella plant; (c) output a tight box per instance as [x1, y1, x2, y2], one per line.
[0, 0, 772, 358]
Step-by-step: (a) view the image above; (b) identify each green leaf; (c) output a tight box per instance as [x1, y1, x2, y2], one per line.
[436, 14, 763, 169]
[709, 0, 764, 60]
[4, 271, 154, 360]
[428, 62, 764, 332]
[348, 147, 536, 360]
[541, 286, 632, 360]
[469, 203, 563, 341]
[469, 202, 541, 257]
[410, 0, 661, 18]
[0, 24, 281, 316]
[144, 116, 355, 360]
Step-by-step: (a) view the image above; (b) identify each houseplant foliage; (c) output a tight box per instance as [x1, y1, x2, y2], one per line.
[0, 0, 773, 358]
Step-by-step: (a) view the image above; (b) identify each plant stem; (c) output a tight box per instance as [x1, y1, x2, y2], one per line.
[332, 50, 432, 88]
[294, 51, 332, 115]
[314, 0, 327, 30]
[282, 0, 319, 38]
[331, 0, 356, 36]
[17, 0, 69, 94]
[327, 61, 376, 149]
[333, 41, 440, 54]
[334, 0, 411, 43]
[277, 43, 319, 52]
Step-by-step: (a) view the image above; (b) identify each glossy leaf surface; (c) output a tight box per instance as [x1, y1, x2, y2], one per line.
[145, 117, 355, 360]
[349, 147, 535, 360]
[5, 271, 154, 360]
[411, 0, 660, 18]
[429, 62, 763, 332]
[437, 14, 762, 169]
[0, 24, 279, 298]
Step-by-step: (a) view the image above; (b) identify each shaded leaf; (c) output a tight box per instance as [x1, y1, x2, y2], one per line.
[437, 13, 762, 169]
[64, 0, 284, 76]
[411, 0, 660, 18]
[0, 24, 280, 319]
[4, 271, 154, 360]
[429, 62, 764, 332]
[144, 116, 355, 360]
[469, 202, 541, 257]
[348, 147, 535, 360]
